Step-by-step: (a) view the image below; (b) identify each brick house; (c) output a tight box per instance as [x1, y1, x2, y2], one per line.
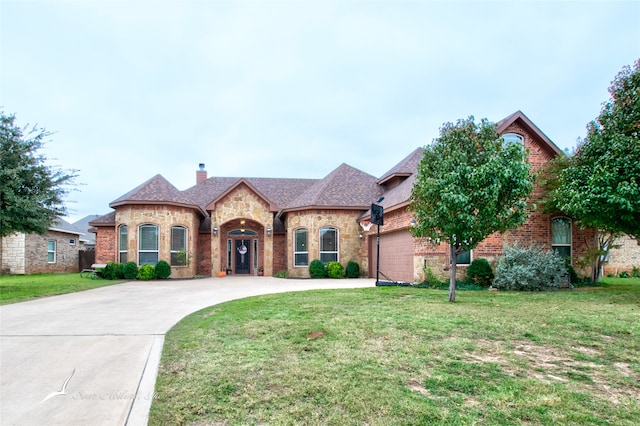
[1, 218, 88, 274]
[89, 111, 635, 281]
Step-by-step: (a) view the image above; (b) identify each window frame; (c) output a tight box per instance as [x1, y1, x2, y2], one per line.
[319, 226, 339, 264]
[170, 226, 188, 266]
[118, 225, 128, 264]
[455, 249, 472, 265]
[47, 240, 56, 263]
[502, 133, 524, 147]
[138, 224, 159, 265]
[294, 228, 309, 267]
[551, 216, 572, 261]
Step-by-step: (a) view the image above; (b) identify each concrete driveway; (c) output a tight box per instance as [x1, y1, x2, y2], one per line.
[0, 276, 374, 425]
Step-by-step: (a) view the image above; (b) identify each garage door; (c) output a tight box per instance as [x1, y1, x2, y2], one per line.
[370, 230, 414, 283]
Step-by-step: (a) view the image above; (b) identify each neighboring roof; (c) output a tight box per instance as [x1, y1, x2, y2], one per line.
[110, 174, 207, 216]
[72, 215, 102, 244]
[282, 163, 383, 214]
[378, 147, 424, 185]
[497, 110, 563, 156]
[49, 217, 85, 237]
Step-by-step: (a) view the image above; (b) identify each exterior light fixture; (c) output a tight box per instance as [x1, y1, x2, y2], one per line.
[267, 226, 272, 237]
[213, 226, 218, 237]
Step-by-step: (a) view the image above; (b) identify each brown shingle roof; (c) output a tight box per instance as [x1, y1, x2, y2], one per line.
[110, 174, 206, 215]
[283, 163, 383, 212]
[377, 147, 423, 185]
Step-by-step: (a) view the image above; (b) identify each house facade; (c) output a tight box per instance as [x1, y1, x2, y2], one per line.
[89, 111, 635, 281]
[1, 218, 88, 274]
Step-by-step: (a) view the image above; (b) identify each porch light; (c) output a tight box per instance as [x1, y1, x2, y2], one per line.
[267, 226, 272, 237]
[213, 226, 218, 237]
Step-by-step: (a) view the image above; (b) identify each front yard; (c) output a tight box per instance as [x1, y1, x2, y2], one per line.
[150, 278, 640, 425]
[0, 273, 126, 305]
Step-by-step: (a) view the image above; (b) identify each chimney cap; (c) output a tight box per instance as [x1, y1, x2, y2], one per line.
[198, 163, 205, 171]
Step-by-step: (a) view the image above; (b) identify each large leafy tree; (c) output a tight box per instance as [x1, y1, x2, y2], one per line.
[549, 60, 640, 280]
[0, 112, 77, 239]
[410, 117, 534, 302]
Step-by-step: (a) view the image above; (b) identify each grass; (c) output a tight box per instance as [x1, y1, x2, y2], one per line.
[0, 273, 126, 304]
[150, 277, 640, 425]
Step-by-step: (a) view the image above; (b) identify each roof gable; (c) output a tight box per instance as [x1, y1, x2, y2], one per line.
[205, 179, 278, 211]
[497, 110, 562, 156]
[378, 147, 423, 185]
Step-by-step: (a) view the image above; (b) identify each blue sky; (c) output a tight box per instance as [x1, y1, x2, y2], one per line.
[1, 0, 638, 223]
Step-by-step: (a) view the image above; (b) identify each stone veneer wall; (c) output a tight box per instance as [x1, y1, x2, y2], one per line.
[605, 235, 640, 275]
[116, 204, 201, 278]
[210, 184, 274, 276]
[285, 209, 364, 278]
[1, 233, 26, 274]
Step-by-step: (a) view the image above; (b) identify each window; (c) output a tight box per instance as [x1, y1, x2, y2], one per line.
[552, 217, 572, 260]
[170, 226, 187, 266]
[47, 240, 56, 263]
[319, 227, 338, 264]
[118, 225, 128, 264]
[294, 228, 308, 266]
[138, 224, 159, 265]
[456, 250, 471, 265]
[69, 239, 76, 246]
[502, 133, 523, 147]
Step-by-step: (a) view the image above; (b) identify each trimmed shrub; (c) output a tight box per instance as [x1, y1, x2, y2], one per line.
[346, 261, 360, 278]
[493, 243, 567, 291]
[155, 260, 171, 279]
[275, 270, 289, 278]
[327, 261, 344, 279]
[123, 262, 138, 280]
[137, 264, 156, 281]
[102, 262, 121, 280]
[309, 259, 326, 278]
[465, 258, 494, 287]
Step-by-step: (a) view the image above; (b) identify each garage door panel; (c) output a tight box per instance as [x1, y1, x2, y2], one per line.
[371, 230, 413, 283]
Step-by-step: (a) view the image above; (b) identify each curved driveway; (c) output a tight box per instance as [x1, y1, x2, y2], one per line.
[0, 276, 374, 425]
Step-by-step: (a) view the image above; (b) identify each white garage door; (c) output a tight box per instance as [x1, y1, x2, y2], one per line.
[370, 230, 414, 283]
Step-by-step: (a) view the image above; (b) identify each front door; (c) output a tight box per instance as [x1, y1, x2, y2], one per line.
[235, 239, 251, 274]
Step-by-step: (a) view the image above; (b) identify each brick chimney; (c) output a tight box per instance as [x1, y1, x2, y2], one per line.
[196, 163, 207, 185]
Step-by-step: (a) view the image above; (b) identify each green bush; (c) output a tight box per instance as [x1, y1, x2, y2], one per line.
[137, 264, 156, 281]
[633, 266, 640, 278]
[123, 262, 138, 280]
[420, 267, 443, 288]
[326, 261, 344, 279]
[493, 243, 567, 291]
[345, 261, 360, 278]
[155, 260, 171, 279]
[309, 259, 326, 278]
[465, 258, 494, 287]
[102, 262, 121, 280]
[619, 271, 630, 278]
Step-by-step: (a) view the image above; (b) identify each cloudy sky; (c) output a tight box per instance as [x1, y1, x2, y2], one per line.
[2, 0, 638, 223]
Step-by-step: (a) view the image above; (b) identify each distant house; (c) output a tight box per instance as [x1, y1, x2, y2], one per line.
[89, 111, 637, 281]
[73, 214, 101, 248]
[1, 218, 88, 274]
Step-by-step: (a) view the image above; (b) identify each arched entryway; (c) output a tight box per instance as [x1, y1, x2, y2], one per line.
[220, 219, 264, 275]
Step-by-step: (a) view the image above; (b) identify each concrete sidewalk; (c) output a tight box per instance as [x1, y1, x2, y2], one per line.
[0, 276, 375, 425]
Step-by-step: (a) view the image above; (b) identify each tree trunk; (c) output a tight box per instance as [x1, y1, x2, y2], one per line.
[449, 244, 457, 302]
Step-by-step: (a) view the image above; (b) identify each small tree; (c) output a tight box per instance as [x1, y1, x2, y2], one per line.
[410, 116, 534, 302]
[548, 60, 640, 281]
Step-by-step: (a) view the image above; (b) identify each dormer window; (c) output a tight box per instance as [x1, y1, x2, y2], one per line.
[502, 133, 524, 147]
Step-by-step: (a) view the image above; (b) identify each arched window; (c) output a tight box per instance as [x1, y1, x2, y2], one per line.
[118, 225, 128, 263]
[171, 226, 187, 266]
[502, 133, 523, 147]
[320, 226, 338, 264]
[552, 217, 572, 260]
[294, 228, 308, 267]
[138, 224, 159, 265]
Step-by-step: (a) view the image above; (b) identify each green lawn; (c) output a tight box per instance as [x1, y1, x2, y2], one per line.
[150, 278, 640, 425]
[0, 273, 126, 304]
